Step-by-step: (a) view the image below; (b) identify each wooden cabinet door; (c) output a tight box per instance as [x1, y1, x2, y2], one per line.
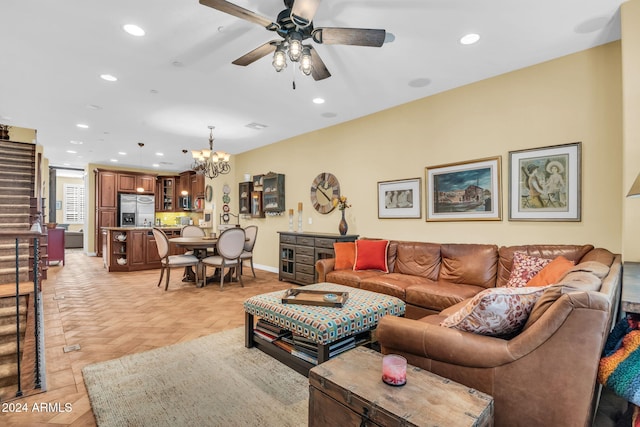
[129, 231, 146, 266]
[145, 232, 161, 264]
[96, 209, 117, 256]
[191, 172, 205, 198]
[137, 175, 155, 193]
[118, 174, 137, 192]
[98, 171, 118, 209]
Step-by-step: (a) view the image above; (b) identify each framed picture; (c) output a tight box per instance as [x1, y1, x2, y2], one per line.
[425, 156, 502, 221]
[508, 142, 581, 221]
[377, 178, 422, 219]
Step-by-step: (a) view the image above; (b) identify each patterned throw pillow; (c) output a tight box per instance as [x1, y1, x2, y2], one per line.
[440, 286, 549, 336]
[506, 252, 552, 287]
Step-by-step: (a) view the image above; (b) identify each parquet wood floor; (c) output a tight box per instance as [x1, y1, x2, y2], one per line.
[1, 251, 292, 426]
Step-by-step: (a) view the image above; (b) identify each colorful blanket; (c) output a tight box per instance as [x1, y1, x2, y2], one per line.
[599, 315, 640, 406]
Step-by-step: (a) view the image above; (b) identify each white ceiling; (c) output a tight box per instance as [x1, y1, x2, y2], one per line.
[0, 0, 624, 173]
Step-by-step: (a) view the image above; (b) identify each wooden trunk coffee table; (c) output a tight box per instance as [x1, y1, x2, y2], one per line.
[309, 347, 494, 427]
[244, 282, 406, 376]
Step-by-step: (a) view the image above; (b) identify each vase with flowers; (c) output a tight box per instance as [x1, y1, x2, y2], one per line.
[333, 195, 351, 235]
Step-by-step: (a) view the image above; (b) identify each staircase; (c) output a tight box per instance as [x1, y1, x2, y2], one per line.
[0, 140, 44, 401]
[0, 140, 35, 285]
[0, 294, 27, 399]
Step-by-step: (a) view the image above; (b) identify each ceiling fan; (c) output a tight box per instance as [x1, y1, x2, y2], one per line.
[199, 0, 387, 81]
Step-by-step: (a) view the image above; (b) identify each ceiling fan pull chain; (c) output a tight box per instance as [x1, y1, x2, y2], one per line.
[292, 62, 297, 90]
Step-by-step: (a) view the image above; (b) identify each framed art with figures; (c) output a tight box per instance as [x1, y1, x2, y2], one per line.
[508, 142, 581, 221]
[425, 156, 502, 221]
[377, 178, 422, 219]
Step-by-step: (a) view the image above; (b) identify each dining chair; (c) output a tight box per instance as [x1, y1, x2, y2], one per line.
[201, 227, 246, 289]
[240, 225, 258, 277]
[180, 224, 206, 280]
[152, 227, 200, 291]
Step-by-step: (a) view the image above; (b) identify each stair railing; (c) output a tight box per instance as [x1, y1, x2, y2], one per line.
[0, 230, 45, 400]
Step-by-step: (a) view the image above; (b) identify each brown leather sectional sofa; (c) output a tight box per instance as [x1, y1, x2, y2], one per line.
[315, 241, 622, 427]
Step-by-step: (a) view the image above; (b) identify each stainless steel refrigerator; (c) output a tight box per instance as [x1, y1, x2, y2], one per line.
[118, 194, 155, 227]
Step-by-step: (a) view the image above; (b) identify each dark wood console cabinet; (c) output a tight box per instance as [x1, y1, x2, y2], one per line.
[278, 231, 358, 285]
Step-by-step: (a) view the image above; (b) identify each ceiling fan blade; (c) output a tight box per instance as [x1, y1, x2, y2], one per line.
[199, 0, 278, 30]
[291, 0, 321, 27]
[232, 41, 278, 66]
[312, 27, 386, 47]
[309, 46, 331, 81]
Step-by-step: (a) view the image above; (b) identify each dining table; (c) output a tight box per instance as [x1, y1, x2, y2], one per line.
[168, 235, 241, 287]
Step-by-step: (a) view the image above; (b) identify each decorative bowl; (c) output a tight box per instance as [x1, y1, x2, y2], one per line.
[116, 257, 127, 265]
[323, 293, 338, 302]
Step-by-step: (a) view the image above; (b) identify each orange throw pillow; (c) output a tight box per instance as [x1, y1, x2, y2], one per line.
[333, 242, 356, 270]
[354, 240, 389, 272]
[526, 256, 575, 287]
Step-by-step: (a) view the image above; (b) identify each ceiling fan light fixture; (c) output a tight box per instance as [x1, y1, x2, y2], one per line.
[300, 46, 312, 76]
[273, 44, 287, 72]
[288, 32, 303, 61]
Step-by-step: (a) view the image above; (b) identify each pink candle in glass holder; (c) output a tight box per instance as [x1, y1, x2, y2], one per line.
[382, 354, 407, 386]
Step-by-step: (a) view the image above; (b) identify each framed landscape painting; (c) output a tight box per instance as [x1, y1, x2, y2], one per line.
[508, 142, 581, 221]
[377, 178, 422, 219]
[425, 157, 502, 221]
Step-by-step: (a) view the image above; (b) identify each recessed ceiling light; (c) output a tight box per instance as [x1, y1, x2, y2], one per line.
[63, 163, 70, 166]
[321, 112, 337, 118]
[123, 24, 145, 37]
[156, 152, 164, 156]
[100, 74, 118, 82]
[313, 98, 325, 104]
[460, 33, 480, 45]
[76, 124, 89, 129]
[69, 140, 84, 145]
[152, 164, 160, 168]
[86, 104, 102, 110]
[66, 150, 77, 154]
[118, 151, 127, 155]
[110, 159, 118, 162]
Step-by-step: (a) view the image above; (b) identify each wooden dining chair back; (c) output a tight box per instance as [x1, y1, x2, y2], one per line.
[201, 227, 246, 289]
[240, 225, 258, 277]
[152, 227, 200, 291]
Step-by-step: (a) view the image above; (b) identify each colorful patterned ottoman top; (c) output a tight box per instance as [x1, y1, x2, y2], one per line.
[244, 282, 405, 345]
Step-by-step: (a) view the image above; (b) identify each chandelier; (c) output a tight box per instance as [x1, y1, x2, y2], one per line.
[272, 31, 313, 76]
[191, 126, 231, 179]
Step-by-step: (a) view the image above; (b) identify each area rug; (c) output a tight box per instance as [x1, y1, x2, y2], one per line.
[83, 327, 308, 426]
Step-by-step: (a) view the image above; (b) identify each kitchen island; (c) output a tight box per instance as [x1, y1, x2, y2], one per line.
[102, 227, 186, 272]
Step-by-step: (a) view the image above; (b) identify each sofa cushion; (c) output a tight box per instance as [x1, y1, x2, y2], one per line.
[522, 285, 565, 330]
[496, 244, 595, 288]
[325, 269, 385, 288]
[440, 285, 548, 336]
[438, 244, 498, 289]
[566, 260, 610, 279]
[526, 256, 574, 287]
[359, 273, 418, 300]
[405, 280, 484, 313]
[333, 242, 355, 270]
[354, 239, 390, 272]
[394, 241, 441, 280]
[556, 271, 602, 292]
[506, 251, 551, 287]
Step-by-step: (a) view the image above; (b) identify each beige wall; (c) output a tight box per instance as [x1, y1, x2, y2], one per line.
[233, 42, 623, 271]
[622, 0, 640, 260]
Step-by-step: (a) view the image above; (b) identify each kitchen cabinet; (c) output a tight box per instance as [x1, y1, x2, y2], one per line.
[157, 176, 176, 212]
[117, 173, 155, 194]
[103, 227, 181, 272]
[97, 170, 118, 209]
